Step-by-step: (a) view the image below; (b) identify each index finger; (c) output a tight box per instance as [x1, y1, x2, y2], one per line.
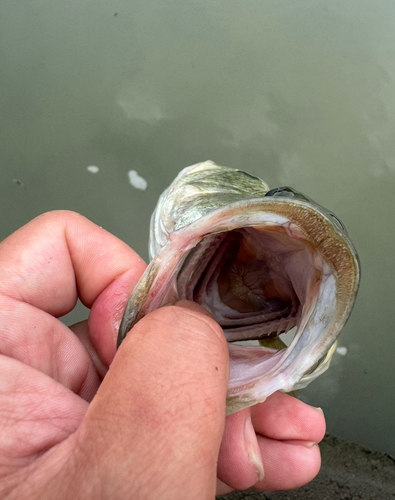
[0, 210, 146, 316]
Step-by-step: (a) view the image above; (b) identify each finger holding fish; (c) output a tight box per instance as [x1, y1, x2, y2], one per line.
[217, 392, 325, 492]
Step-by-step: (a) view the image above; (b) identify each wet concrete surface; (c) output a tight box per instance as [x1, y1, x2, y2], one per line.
[219, 435, 395, 500]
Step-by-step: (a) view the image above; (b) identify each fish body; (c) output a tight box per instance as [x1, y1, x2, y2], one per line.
[118, 161, 360, 415]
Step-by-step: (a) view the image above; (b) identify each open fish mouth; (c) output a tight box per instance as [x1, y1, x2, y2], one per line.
[118, 161, 360, 415]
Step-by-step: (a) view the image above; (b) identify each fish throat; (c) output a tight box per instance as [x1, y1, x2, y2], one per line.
[177, 224, 322, 345]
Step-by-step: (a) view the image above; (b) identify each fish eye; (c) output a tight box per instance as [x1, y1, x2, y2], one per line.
[265, 187, 296, 198]
[266, 188, 348, 232]
[265, 186, 312, 203]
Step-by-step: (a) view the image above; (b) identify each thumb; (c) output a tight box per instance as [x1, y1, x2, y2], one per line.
[73, 302, 229, 499]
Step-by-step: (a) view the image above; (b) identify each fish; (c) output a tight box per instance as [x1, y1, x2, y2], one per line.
[118, 160, 360, 415]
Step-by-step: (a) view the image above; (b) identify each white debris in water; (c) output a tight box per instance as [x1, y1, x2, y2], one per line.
[336, 346, 348, 356]
[128, 170, 148, 190]
[87, 165, 99, 174]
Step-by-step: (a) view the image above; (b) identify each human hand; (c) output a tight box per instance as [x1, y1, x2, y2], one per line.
[0, 211, 325, 499]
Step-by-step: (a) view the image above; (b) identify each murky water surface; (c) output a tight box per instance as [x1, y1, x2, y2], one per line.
[1, 0, 395, 455]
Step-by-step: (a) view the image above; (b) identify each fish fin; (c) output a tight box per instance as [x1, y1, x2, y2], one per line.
[259, 337, 288, 350]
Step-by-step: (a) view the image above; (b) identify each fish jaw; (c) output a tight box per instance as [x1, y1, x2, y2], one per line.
[119, 192, 359, 415]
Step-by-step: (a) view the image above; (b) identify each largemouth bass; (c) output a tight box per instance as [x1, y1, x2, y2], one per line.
[118, 161, 360, 415]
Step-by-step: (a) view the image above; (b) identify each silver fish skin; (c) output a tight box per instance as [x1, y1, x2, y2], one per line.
[118, 160, 360, 415]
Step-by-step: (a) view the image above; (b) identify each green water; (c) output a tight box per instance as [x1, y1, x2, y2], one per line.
[1, 0, 395, 456]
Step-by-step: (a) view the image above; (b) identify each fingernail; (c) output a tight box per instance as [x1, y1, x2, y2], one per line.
[301, 441, 319, 448]
[245, 415, 264, 481]
[284, 439, 318, 448]
[174, 300, 214, 319]
[315, 406, 324, 414]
